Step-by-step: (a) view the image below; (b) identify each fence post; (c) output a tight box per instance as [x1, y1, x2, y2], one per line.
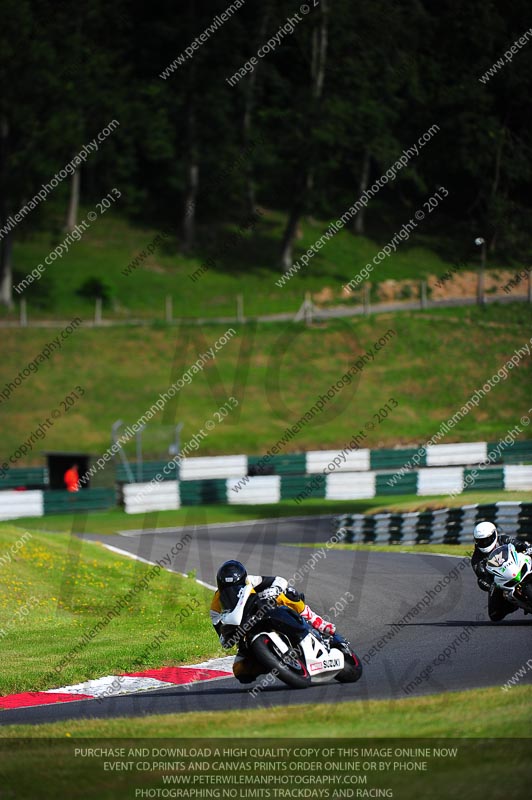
[420, 280, 427, 309]
[95, 297, 102, 325]
[304, 291, 313, 325]
[364, 283, 370, 315]
[477, 269, 485, 305]
[136, 425, 145, 482]
[20, 298, 27, 327]
[165, 294, 173, 323]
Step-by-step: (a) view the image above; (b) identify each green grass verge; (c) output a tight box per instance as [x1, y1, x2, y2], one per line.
[0, 525, 221, 695]
[14, 490, 532, 537]
[291, 543, 473, 556]
[1, 685, 529, 738]
[2, 305, 532, 461]
[0, 693, 529, 800]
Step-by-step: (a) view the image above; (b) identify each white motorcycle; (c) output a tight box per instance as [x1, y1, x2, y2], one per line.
[485, 543, 532, 616]
[219, 583, 362, 689]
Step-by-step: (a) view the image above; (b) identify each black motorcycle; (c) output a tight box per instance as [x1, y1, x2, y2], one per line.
[219, 583, 363, 689]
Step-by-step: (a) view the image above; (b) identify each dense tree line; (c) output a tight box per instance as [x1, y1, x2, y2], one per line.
[1, 0, 531, 305]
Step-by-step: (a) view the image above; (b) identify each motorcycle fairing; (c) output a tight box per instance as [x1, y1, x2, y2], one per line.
[299, 632, 345, 682]
[487, 544, 532, 589]
[220, 583, 255, 625]
[248, 604, 346, 682]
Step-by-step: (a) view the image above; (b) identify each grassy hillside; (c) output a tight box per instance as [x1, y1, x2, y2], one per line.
[1, 304, 531, 465]
[3, 209, 512, 321]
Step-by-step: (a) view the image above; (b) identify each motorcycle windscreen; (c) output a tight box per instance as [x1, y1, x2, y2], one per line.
[487, 544, 510, 569]
[219, 583, 245, 613]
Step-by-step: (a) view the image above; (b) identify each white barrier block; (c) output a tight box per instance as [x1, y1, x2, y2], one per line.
[374, 514, 391, 543]
[306, 449, 370, 474]
[504, 465, 532, 491]
[0, 490, 44, 520]
[180, 455, 248, 481]
[426, 442, 487, 466]
[399, 512, 419, 544]
[123, 481, 180, 514]
[417, 467, 464, 496]
[460, 506, 479, 537]
[226, 475, 281, 505]
[325, 472, 376, 500]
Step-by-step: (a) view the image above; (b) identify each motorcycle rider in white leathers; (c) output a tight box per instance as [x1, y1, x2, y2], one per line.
[471, 521, 532, 621]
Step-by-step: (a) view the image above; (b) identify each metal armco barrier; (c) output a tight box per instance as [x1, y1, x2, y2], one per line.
[334, 502, 532, 545]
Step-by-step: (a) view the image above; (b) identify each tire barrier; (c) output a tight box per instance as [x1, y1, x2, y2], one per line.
[1, 443, 531, 520]
[122, 482, 180, 515]
[0, 490, 44, 521]
[112, 440, 532, 485]
[334, 502, 532, 545]
[0, 467, 48, 490]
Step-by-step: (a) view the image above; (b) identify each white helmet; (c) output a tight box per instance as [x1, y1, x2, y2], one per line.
[473, 521, 498, 553]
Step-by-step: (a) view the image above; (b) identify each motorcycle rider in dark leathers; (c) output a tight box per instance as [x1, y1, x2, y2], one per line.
[211, 560, 343, 683]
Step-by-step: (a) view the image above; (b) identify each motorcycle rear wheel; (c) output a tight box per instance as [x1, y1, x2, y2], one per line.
[251, 634, 311, 689]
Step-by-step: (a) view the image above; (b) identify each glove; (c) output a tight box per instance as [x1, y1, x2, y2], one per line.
[525, 546, 532, 556]
[219, 633, 234, 650]
[259, 586, 282, 600]
[477, 578, 491, 592]
[285, 586, 305, 603]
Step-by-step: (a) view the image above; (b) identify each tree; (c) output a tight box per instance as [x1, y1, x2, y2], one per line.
[0, 0, 60, 307]
[278, 0, 329, 271]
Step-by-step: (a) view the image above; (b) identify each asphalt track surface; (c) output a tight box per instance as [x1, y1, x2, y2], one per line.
[3, 515, 531, 726]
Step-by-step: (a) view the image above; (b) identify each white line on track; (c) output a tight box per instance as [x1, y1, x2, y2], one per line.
[86, 540, 217, 590]
[397, 550, 470, 559]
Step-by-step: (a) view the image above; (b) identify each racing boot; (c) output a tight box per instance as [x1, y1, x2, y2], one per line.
[233, 648, 267, 684]
[301, 604, 335, 636]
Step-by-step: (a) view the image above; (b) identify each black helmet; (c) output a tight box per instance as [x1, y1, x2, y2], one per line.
[216, 560, 248, 611]
[216, 560, 247, 591]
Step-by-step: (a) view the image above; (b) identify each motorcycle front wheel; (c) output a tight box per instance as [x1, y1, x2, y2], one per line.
[251, 633, 311, 689]
[335, 649, 363, 683]
[520, 577, 532, 607]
